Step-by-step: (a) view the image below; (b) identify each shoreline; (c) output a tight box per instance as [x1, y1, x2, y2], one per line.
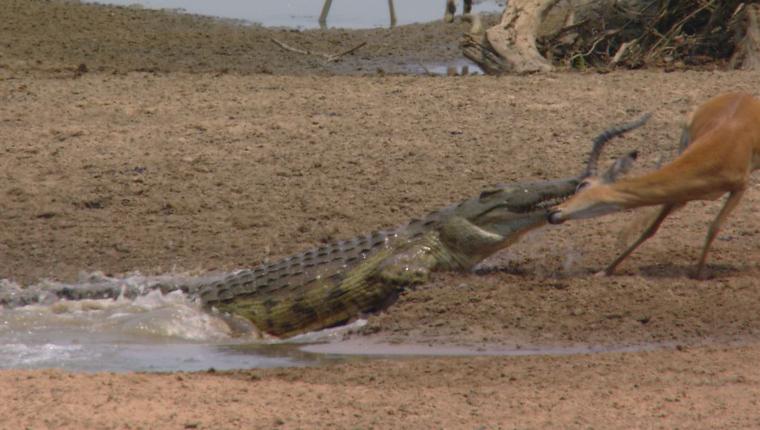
[3, 1, 760, 427]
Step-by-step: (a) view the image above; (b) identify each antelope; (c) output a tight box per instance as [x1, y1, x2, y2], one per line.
[319, 0, 397, 29]
[445, 0, 474, 22]
[318, 0, 475, 29]
[547, 92, 760, 278]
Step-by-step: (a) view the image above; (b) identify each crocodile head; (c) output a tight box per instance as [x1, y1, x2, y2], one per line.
[472, 145, 640, 226]
[414, 114, 649, 270]
[476, 178, 579, 215]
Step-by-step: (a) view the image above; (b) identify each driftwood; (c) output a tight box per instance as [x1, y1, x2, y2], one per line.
[465, 0, 760, 74]
[461, 32, 511, 74]
[730, 3, 760, 70]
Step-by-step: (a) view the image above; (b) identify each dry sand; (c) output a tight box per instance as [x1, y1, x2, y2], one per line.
[1, 1, 760, 428]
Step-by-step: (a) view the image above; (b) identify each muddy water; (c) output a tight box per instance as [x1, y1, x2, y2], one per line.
[0, 273, 677, 373]
[0, 273, 364, 372]
[87, 0, 505, 29]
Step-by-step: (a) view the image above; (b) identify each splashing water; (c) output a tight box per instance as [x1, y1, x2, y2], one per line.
[0, 272, 362, 372]
[2, 270, 669, 373]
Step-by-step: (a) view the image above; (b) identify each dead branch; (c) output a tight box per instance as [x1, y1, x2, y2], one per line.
[271, 38, 312, 56]
[327, 41, 367, 62]
[461, 32, 511, 74]
[730, 3, 760, 69]
[271, 38, 366, 62]
[470, 0, 760, 73]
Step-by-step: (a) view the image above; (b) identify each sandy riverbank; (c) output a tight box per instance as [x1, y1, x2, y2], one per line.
[2, 1, 760, 428]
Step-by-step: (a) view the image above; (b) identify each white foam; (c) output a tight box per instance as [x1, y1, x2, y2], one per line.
[0, 272, 239, 344]
[0, 343, 87, 368]
[285, 319, 368, 344]
[0, 271, 366, 371]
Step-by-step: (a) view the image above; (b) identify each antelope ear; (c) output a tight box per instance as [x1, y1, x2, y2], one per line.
[575, 179, 592, 192]
[601, 150, 638, 183]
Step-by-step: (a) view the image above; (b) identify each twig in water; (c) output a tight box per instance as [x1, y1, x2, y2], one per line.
[327, 41, 367, 62]
[271, 38, 366, 62]
[270, 38, 312, 56]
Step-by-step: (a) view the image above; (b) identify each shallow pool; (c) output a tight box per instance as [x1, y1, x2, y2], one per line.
[0, 273, 364, 372]
[1, 271, 675, 373]
[86, 0, 505, 29]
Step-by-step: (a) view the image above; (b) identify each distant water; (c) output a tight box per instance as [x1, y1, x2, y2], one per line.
[85, 0, 506, 29]
[0, 272, 361, 372]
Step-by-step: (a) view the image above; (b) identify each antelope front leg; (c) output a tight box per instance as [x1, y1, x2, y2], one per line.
[602, 204, 677, 276]
[444, 0, 457, 22]
[319, 0, 333, 28]
[387, 0, 397, 28]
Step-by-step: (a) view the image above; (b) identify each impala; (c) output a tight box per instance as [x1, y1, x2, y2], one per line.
[445, 0, 474, 22]
[548, 92, 760, 278]
[319, 0, 474, 28]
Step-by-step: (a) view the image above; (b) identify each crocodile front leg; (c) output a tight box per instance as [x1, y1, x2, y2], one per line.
[378, 215, 528, 281]
[436, 216, 511, 270]
[375, 240, 438, 286]
[373, 216, 520, 286]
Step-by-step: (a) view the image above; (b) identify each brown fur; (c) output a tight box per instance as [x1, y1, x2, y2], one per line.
[550, 92, 760, 278]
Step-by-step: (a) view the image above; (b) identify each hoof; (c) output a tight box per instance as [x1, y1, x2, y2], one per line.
[689, 270, 712, 281]
[594, 265, 619, 277]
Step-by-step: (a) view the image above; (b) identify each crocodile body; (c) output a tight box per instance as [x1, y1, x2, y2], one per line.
[0, 179, 577, 337]
[0, 115, 650, 338]
[199, 177, 580, 337]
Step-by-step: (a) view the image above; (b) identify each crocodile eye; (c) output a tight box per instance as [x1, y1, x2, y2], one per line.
[478, 189, 501, 201]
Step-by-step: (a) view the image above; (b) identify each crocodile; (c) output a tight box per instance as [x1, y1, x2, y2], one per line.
[198, 114, 648, 337]
[0, 114, 649, 338]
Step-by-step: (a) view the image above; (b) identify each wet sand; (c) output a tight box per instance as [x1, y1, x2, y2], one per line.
[3, 346, 760, 429]
[2, 1, 760, 428]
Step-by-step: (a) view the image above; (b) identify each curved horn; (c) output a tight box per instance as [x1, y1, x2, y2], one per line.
[584, 112, 651, 178]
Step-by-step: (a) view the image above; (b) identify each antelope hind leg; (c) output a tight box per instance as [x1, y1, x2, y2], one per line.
[694, 190, 745, 279]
